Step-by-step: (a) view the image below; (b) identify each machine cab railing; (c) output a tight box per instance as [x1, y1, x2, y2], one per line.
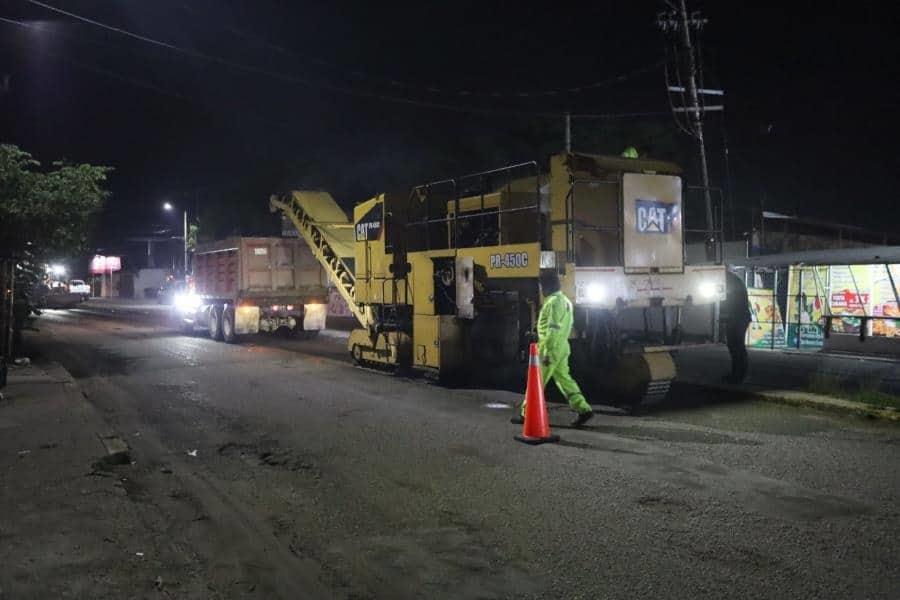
[405, 161, 543, 253]
[682, 184, 726, 265]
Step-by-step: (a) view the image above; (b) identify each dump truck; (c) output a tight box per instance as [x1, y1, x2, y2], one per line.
[271, 152, 726, 407]
[173, 236, 329, 342]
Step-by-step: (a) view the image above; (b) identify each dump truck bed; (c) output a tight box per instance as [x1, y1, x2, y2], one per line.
[193, 237, 328, 301]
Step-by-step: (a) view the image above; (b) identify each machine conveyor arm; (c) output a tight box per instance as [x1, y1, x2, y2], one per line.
[270, 193, 368, 328]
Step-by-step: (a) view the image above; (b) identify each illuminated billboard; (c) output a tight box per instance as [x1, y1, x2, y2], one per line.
[90, 255, 122, 274]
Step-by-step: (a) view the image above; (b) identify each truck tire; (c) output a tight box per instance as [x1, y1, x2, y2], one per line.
[208, 305, 223, 341]
[222, 306, 237, 343]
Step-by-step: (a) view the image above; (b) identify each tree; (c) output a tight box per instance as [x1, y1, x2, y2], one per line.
[0, 144, 111, 357]
[0, 144, 111, 259]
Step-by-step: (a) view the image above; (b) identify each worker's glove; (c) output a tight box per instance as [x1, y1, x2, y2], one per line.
[542, 355, 551, 367]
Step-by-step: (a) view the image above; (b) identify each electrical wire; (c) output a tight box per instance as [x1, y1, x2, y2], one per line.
[0, 23, 182, 103]
[663, 44, 697, 139]
[696, 36, 706, 114]
[176, 1, 666, 99]
[19, 1, 669, 120]
[0, 17, 315, 133]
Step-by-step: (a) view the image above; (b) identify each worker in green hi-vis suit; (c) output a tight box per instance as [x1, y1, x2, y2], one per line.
[515, 271, 594, 428]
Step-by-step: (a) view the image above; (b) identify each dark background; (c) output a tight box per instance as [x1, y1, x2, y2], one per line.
[2, 1, 899, 270]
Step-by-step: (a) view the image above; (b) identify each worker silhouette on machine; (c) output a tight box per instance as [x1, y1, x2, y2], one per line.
[514, 271, 594, 427]
[722, 270, 752, 383]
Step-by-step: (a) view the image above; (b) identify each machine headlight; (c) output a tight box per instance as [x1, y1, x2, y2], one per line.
[173, 292, 202, 312]
[698, 281, 718, 299]
[586, 283, 605, 303]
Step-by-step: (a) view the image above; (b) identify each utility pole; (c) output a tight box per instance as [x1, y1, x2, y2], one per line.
[564, 112, 572, 153]
[659, 0, 715, 249]
[183, 208, 189, 278]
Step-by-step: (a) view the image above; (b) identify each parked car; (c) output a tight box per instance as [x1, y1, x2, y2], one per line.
[43, 286, 84, 308]
[68, 279, 90, 300]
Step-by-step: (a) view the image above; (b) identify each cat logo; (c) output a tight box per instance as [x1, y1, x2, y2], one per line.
[635, 199, 674, 234]
[355, 203, 383, 241]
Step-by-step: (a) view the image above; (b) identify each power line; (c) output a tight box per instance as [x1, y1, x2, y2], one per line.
[176, 2, 665, 99]
[20, 1, 669, 120]
[1, 15, 667, 122]
[0, 18, 188, 102]
[24, 1, 191, 55]
[0, 17, 310, 133]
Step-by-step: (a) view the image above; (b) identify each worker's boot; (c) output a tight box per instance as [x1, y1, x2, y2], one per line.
[510, 415, 524, 425]
[571, 410, 594, 428]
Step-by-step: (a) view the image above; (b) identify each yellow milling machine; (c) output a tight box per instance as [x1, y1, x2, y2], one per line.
[271, 152, 726, 407]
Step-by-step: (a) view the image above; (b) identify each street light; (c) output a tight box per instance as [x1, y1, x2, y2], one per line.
[48, 264, 66, 277]
[162, 202, 188, 277]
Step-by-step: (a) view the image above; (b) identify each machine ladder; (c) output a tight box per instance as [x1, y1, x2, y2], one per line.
[269, 193, 367, 328]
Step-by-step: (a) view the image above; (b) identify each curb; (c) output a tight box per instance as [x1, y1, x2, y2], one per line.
[681, 381, 900, 423]
[753, 390, 900, 422]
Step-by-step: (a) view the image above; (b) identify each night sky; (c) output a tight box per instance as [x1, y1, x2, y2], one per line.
[2, 1, 899, 267]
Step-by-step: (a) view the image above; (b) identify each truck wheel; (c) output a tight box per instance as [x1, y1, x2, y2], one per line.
[222, 306, 237, 343]
[208, 305, 223, 340]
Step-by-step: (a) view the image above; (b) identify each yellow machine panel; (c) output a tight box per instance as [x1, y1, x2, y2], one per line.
[409, 253, 436, 315]
[462, 243, 541, 280]
[353, 196, 386, 304]
[352, 194, 410, 306]
[412, 314, 463, 372]
[413, 314, 439, 368]
[621, 173, 684, 273]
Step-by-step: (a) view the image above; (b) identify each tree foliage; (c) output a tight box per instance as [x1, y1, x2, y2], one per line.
[1, 143, 111, 324]
[0, 144, 111, 260]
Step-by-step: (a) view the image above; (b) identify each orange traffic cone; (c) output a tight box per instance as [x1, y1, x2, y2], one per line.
[515, 343, 560, 445]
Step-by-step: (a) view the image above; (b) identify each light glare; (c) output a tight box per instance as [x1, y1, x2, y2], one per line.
[698, 281, 717, 299]
[586, 283, 605, 303]
[173, 292, 201, 312]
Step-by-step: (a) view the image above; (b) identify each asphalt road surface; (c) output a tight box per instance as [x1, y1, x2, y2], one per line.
[17, 308, 900, 599]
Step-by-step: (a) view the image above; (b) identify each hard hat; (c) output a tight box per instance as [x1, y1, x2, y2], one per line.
[621, 146, 639, 159]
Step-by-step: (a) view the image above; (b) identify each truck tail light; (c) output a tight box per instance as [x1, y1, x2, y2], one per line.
[286, 304, 294, 311]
